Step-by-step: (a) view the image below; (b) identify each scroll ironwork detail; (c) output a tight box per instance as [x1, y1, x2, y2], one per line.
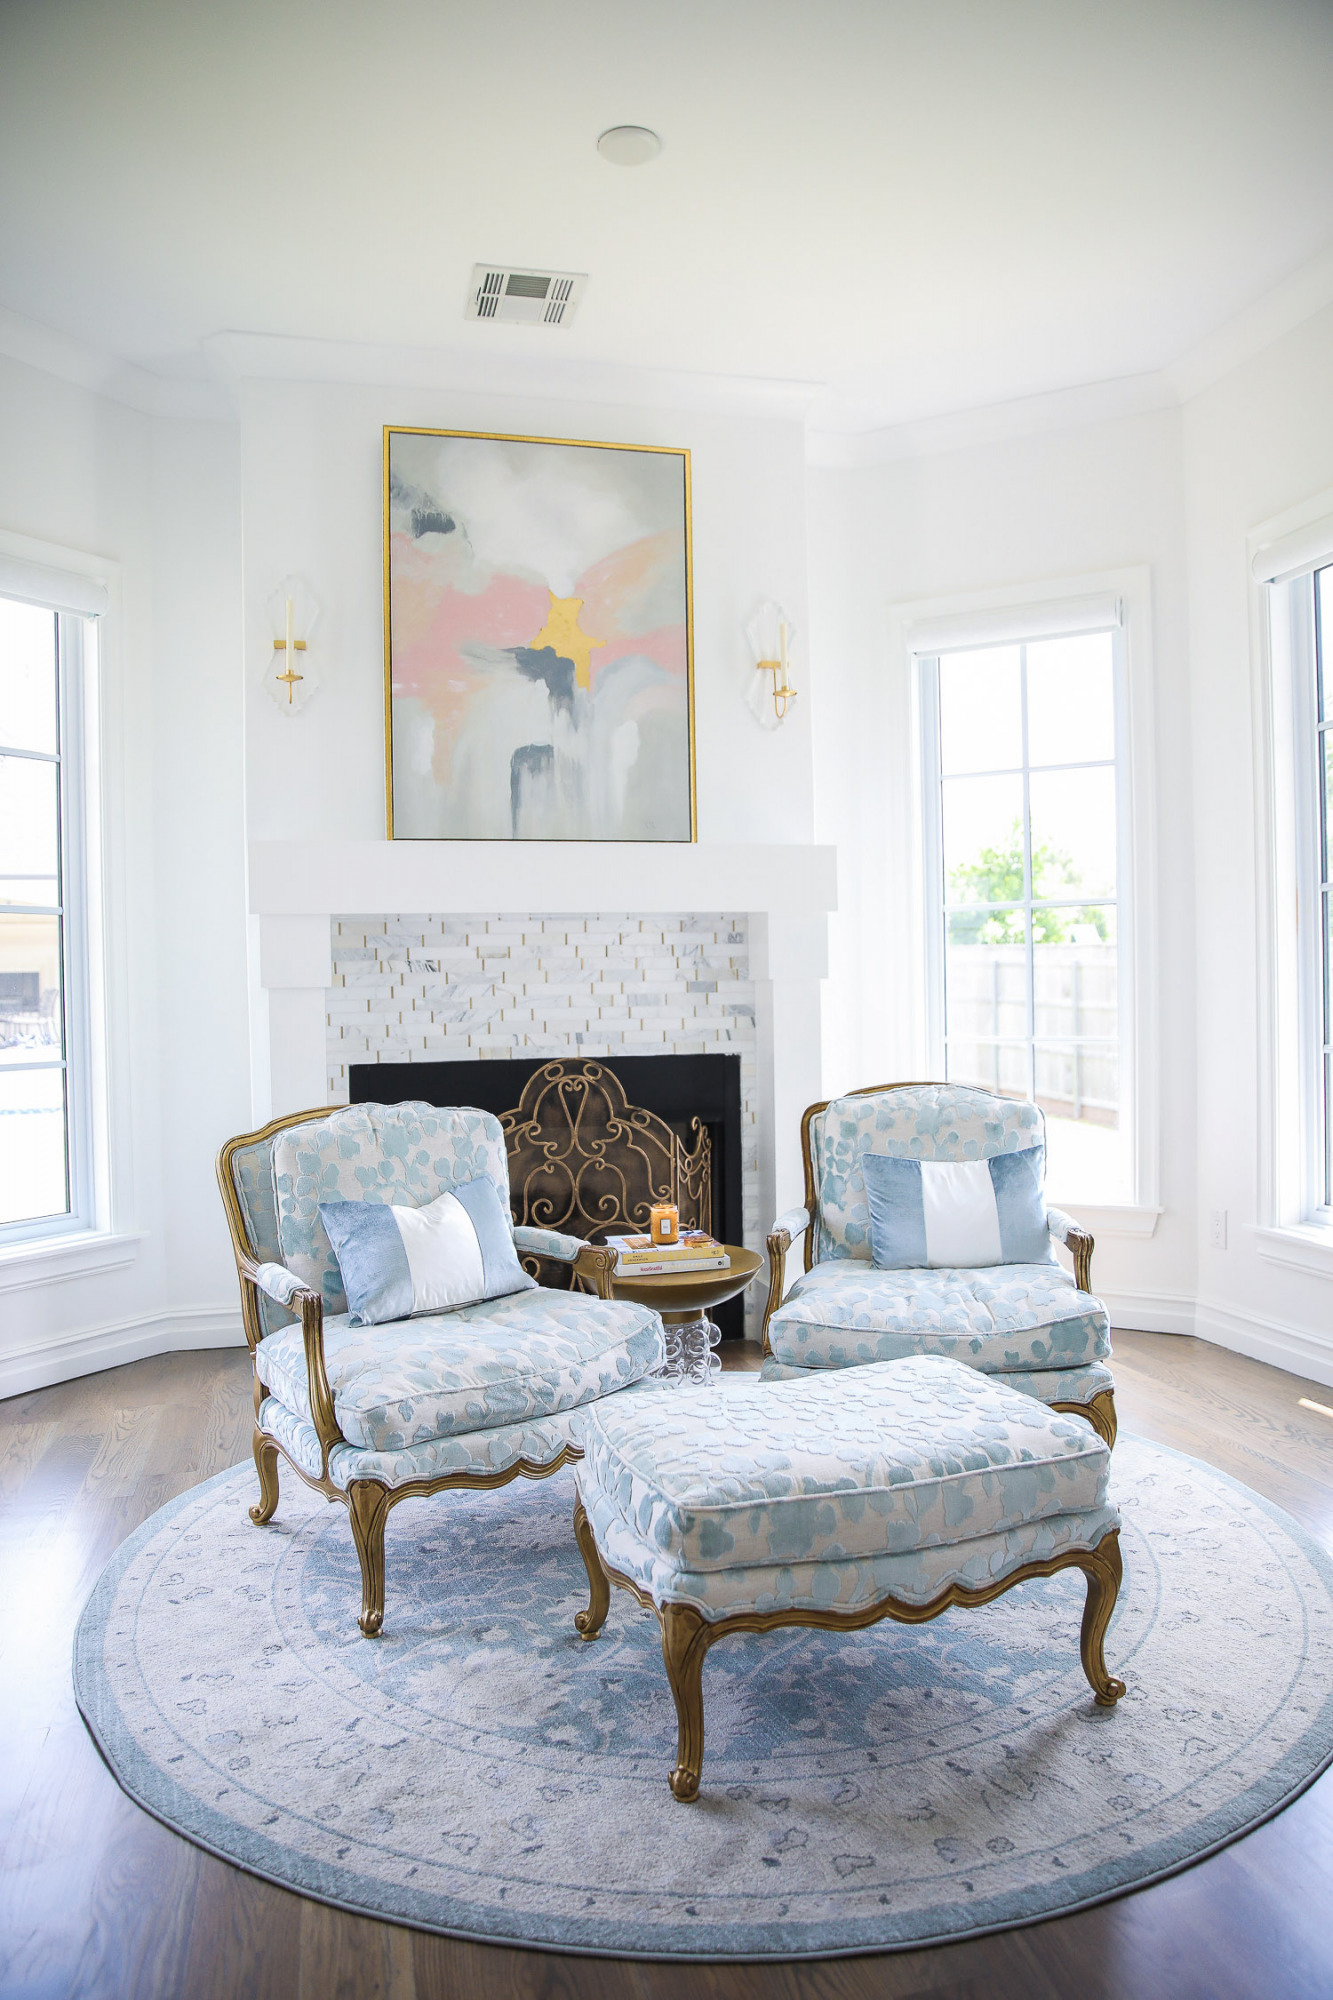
[501, 1060, 711, 1284]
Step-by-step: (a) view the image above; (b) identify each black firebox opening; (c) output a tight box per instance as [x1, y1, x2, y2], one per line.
[348, 1054, 747, 1340]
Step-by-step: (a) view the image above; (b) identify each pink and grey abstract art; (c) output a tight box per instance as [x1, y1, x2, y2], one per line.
[384, 428, 694, 841]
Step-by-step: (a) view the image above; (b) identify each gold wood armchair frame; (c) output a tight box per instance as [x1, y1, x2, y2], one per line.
[216, 1107, 618, 1636]
[761, 1081, 1114, 1449]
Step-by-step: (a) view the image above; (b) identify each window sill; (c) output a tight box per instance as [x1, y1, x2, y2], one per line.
[0, 1229, 143, 1293]
[1252, 1225, 1333, 1279]
[1050, 1203, 1162, 1239]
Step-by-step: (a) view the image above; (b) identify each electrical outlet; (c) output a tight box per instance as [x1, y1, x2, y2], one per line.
[1209, 1208, 1228, 1250]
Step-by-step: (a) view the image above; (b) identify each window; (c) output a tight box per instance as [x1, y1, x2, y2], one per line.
[921, 622, 1131, 1204]
[0, 594, 91, 1240]
[1288, 562, 1333, 1219]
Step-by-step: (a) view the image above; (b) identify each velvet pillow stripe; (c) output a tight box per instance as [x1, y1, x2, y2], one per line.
[863, 1146, 1054, 1270]
[319, 1177, 536, 1327]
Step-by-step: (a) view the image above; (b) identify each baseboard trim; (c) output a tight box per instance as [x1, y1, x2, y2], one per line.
[1101, 1288, 1198, 1337]
[1, 1306, 246, 1401]
[1192, 1297, 1333, 1393]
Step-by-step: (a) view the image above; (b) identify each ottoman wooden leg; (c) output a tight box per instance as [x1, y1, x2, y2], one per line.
[573, 1496, 611, 1641]
[659, 1603, 713, 1801]
[1078, 1529, 1127, 1706]
[249, 1428, 280, 1526]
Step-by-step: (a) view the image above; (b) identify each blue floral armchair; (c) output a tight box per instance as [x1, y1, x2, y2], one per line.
[217, 1101, 665, 1635]
[760, 1082, 1115, 1447]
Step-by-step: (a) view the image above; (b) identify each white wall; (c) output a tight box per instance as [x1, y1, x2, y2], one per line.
[806, 408, 1198, 1321]
[234, 372, 829, 1215]
[1183, 300, 1333, 1384]
[238, 377, 815, 850]
[0, 353, 249, 1393]
[7, 292, 1333, 1396]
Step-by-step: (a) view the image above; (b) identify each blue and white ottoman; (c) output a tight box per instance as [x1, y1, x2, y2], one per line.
[572, 1354, 1125, 1799]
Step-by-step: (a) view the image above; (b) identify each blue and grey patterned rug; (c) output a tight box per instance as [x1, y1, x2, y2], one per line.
[74, 1436, 1333, 1960]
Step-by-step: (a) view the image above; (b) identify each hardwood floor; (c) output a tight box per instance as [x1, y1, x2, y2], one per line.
[3, 1330, 1333, 1999]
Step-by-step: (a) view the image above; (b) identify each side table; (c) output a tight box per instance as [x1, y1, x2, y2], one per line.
[607, 1245, 763, 1383]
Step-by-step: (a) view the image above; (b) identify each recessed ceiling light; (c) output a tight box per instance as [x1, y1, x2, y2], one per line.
[597, 125, 662, 167]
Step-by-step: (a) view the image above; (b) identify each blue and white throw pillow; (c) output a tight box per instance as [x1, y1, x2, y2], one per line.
[862, 1147, 1055, 1270]
[319, 1178, 536, 1327]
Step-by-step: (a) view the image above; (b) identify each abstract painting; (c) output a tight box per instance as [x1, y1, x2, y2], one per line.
[383, 427, 695, 841]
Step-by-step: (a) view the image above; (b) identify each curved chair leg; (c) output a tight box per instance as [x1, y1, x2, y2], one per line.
[1052, 1389, 1118, 1451]
[659, 1603, 714, 1801]
[1078, 1530, 1127, 1706]
[572, 1496, 610, 1641]
[249, 1428, 280, 1526]
[1086, 1389, 1118, 1451]
[346, 1479, 391, 1637]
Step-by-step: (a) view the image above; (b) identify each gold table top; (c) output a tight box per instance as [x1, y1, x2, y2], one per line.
[608, 1243, 763, 1323]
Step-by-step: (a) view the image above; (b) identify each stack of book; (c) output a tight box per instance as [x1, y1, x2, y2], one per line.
[607, 1230, 729, 1277]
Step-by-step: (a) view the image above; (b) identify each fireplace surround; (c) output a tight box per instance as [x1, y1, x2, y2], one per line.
[245, 837, 838, 1330]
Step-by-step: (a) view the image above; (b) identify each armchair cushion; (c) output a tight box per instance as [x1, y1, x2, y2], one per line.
[863, 1146, 1054, 1270]
[320, 1177, 534, 1326]
[254, 1285, 666, 1452]
[271, 1101, 514, 1313]
[765, 1259, 1109, 1375]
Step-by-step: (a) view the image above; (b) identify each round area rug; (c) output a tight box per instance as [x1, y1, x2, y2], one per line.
[74, 1436, 1333, 1961]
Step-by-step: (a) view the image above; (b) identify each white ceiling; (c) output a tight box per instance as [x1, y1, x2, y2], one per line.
[3, 0, 1333, 433]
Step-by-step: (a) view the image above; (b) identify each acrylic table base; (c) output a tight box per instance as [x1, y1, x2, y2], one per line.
[658, 1313, 722, 1383]
[572, 1496, 1126, 1801]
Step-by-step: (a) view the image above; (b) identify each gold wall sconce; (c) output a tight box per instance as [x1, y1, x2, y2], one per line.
[745, 600, 798, 727]
[263, 576, 320, 713]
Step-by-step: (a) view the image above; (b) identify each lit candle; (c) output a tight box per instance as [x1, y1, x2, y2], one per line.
[285, 595, 295, 704]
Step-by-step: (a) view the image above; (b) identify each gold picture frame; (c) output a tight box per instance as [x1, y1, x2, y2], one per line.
[382, 425, 696, 842]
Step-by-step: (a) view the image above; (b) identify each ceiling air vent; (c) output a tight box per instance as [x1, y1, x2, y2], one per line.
[468, 264, 586, 328]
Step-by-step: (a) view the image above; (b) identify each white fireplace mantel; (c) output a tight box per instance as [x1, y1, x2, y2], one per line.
[247, 839, 838, 1219]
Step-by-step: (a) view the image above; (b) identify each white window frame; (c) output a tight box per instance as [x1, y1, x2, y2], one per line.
[1252, 490, 1333, 1273]
[892, 568, 1161, 1236]
[0, 609, 93, 1244]
[0, 530, 139, 1284]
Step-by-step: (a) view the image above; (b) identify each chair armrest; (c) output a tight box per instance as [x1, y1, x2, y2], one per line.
[511, 1225, 617, 1302]
[253, 1261, 305, 1306]
[572, 1242, 617, 1301]
[762, 1206, 812, 1357]
[1047, 1208, 1095, 1292]
[237, 1255, 344, 1462]
[513, 1224, 587, 1262]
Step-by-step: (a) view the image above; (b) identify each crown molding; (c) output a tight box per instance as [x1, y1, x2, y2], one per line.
[806, 371, 1177, 469]
[1166, 242, 1333, 403]
[807, 239, 1333, 469]
[202, 329, 823, 423]
[6, 232, 1333, 453]
[0, 305, 231, 421]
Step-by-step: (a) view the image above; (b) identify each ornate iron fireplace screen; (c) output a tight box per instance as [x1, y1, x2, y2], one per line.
[502, 1060, 711, 1282]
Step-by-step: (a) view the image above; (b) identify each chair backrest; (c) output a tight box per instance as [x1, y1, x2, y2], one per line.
[220, 1101, 513, 1323]
[802, 1082, 1046, 1266]
[224, 1124, 294, 1338]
